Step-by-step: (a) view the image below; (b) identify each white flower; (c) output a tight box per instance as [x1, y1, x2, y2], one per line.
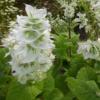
[64, 5, 75, 18]
[85, 24, 92, 33]
[2, 4, 55, 84]
[57, 0, 77, 18]
[77, 40, 100, 60]
[74, 12, 88, 29]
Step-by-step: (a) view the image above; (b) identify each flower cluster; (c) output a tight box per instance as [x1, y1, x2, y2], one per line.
[57, 0, 77, 18]
[74, 12, 88, 29]
[77, 0, 100, 60]
[0, 0, 18, 33]
[2, 4, 55, 84]
[77, 39, 100, 61]
[87, 0, 100, 27]
[74, 12, 92, 33]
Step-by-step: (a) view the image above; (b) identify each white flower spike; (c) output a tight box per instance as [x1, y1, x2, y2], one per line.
[2, 4, 55, 84]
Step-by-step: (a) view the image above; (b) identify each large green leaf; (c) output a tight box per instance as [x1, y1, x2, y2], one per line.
[43, 73, 55, 94]
[54, 34, 68, 60]
[62, 92, 76, 100]
[67, 56, 86, 77]
[44, 88, 64, 100]
[54, 74, 68, 94]
[67, 77, 100, 100]
[42, 72, 55, 99]
[77, 67, 97, 81]
[6, 80, 43, 100]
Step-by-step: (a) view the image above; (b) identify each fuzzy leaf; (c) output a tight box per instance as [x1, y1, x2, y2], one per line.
[6, 80, 43, 100]
[77, 67, 97, 81]
[67, 77, 100, 100]
[44, 88, 64, 100]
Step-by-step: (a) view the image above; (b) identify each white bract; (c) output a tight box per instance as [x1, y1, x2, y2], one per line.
[77, 40, 100, 61]
[74, 12, 88, 29]
[2, 4, 55, 84]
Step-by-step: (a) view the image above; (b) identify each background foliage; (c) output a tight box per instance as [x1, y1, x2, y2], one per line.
[0, 0, 18, 34]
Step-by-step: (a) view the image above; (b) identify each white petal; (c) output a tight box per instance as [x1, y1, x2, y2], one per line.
[25, 4, 47, 19]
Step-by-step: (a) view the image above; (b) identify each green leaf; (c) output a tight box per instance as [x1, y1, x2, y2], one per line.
[44, 88, 64, 100]
[55, 74, 68, 94]
[43, 73, 55, 98]
[77, 67, 97, 81]
[54, 34, 67, 59]
[67, 55, 86, 77]
[0, 48, 11, 99]
[43, 73, 55, 93]
[6, 80, 43, 100]
[0, 48, 10, 68]
[86, 81, 100, 92]
[94, 62, 100, 74]
[62, 92, 75, 100]
[28, 81, 44, 99]
[67, 77, 100, 100]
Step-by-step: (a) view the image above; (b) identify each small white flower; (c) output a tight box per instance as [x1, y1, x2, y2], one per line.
[85, 24, 92, 33]
[77, 40, 100, 60]
[64, 5, 75, 18]
[57, 0, 77, 18]
[74, 12, 88, 29]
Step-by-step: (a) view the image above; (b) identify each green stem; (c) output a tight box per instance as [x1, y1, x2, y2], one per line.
[68, 0, 72, 57]
[68, 18, 71, 39]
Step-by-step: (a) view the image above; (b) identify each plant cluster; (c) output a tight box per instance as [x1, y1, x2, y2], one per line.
[0, 0, 100, 100]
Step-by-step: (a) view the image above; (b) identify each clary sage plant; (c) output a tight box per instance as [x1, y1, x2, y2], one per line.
[56, 0, 100, 60]
[1, 0, 100, 100]
[77, 0, 100, 61]
[2, 4, 55, 84]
